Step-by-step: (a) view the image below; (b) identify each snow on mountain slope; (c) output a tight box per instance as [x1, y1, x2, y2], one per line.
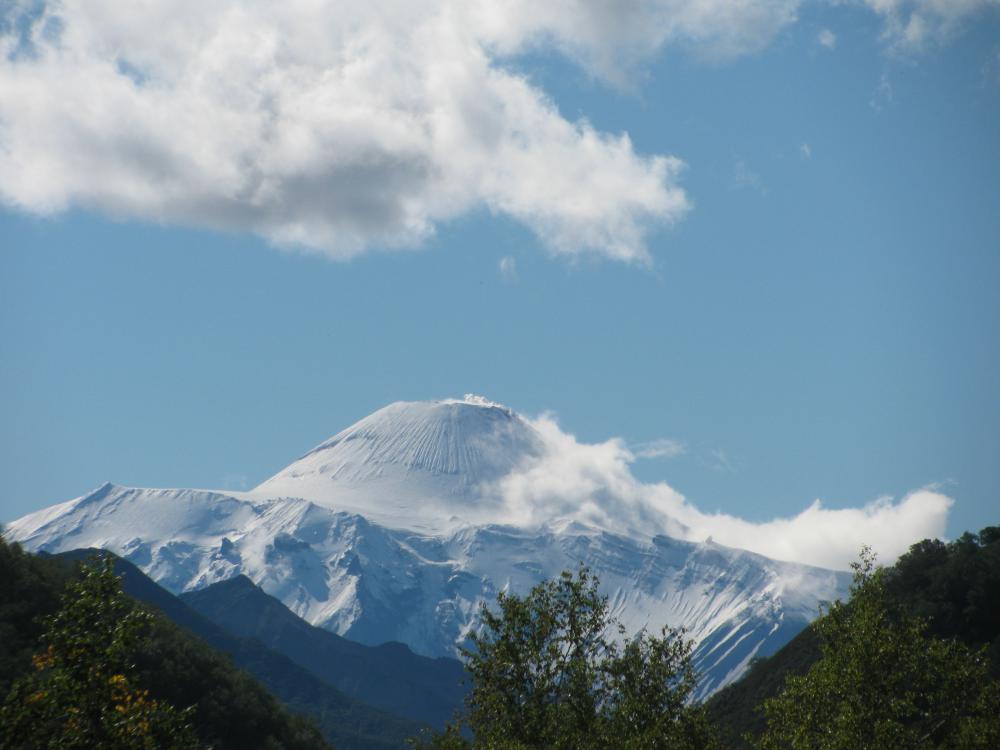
[6, 396, 849, 698]
[253, 396, 545, 532]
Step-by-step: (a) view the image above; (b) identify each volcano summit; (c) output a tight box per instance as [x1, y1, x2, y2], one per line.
[253, 395, 546, 531]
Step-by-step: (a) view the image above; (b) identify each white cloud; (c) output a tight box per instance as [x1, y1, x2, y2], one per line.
[489, 414, 952, 570]
[0, 1, 990, 262]
[498, 255, 518, 282]
[2, 1, 808, 264]
[861, 0, 1000, 52]
[731, 158, 766, 194]
[799, 142, 812, 159]
[478, 0, 802, 81]
[817, 28, 837, 49]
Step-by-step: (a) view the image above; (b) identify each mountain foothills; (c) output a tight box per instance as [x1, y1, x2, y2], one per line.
[7, 396, 847, 698]
[1, 538, 455, 748]
[179, 575, 466, 729]
[0, 539, 333, 749]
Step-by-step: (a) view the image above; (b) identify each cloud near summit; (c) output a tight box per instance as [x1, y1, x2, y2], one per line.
[492, 414, 951, 571]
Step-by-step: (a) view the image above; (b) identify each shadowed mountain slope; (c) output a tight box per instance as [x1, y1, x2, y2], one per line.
[181, 575, 466, 728]
[55, 549, 427, 750]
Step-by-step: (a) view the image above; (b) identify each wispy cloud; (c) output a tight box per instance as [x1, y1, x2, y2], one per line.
[982, 46, 1000, 87]
[799, 142, 812, 159]
[222, 474, 249, 491]
[862, 0, 1000, 53]
[488, 414, 951, 571]
[498, 256, 518, 282]
[631, 437, 685, 460]
[731, 158, 766, 194]
[818, 29, 837, 50]
[701, 447, 738, 474]
[871, 71, 895, 111]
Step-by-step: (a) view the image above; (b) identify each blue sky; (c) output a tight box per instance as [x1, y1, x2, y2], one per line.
[1, 1, 998, 559]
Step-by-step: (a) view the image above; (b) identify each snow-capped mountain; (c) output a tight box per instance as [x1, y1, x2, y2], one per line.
[253, 395, 546, 533]
[6, 395, 848, 698]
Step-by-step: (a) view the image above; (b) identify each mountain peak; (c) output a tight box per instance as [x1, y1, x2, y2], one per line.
[296, 396, 540, 476]
[442, 394, 512, 411]
[6, 393, 851, 699]
[252, 397, 544, 527]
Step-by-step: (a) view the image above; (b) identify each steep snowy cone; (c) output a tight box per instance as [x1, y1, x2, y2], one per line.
[254, 396, 545, 531]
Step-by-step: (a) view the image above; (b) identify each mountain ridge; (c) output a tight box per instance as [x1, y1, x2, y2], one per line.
[7, 396, 850, 698]
[180, 574, 466, 728]
[49, 547, 426, 749]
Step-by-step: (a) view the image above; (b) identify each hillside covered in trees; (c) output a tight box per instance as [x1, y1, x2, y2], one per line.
[2, 527, 998, 749]
[0, 537, 423, 749]
[707, 527, 1000, 748]
[0, 537, 330, 749]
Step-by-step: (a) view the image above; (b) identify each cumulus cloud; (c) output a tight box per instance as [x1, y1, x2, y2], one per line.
[0, 1, 990, 262]
[490, 414, 951, 571]
[5, 0, 804, 263]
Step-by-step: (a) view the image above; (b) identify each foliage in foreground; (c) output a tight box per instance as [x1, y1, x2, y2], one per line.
[416, 567, 718, 750]
[885, 527, 1000, 677]
[755, 548, 1000, 750]
[0, 537, 331, 750]
[0, 555, 198, 749]
[707, 526, 1000, 749]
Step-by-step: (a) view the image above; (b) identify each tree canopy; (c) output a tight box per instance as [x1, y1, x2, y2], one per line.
[0, 555, 198, 750]
[0, 540, 332, 750]
[755, 548, 1000, 750]
[418, 567, 718, 750]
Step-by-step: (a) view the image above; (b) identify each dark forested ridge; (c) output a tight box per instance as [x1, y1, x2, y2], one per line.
[55, 549, 427, 750]
[706, 527, 1000, 749]
[0, 539, 427, 749]
[885, 528, 1000, 675]
[0, 538, 328, 749]
[180, 575, 466, 729]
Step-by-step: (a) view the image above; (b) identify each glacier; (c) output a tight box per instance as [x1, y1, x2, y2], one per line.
[6, 395, 848, 698]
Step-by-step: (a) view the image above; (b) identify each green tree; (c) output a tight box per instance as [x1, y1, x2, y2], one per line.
[417, 567, 718, 749]
[0, 555, 198, 750]
[756, 548, 1000, 750]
